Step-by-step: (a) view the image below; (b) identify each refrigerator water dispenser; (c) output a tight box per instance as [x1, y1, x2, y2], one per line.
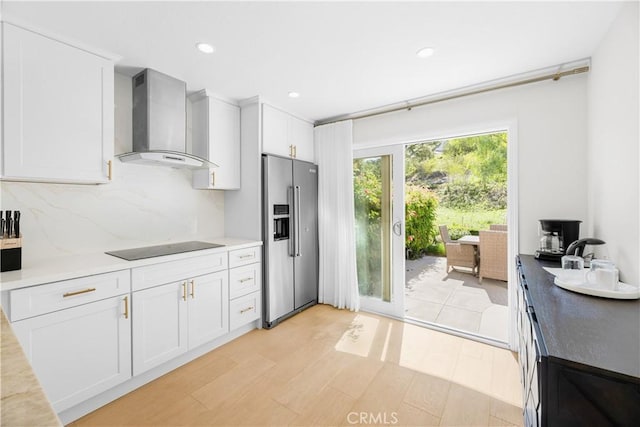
[273, 204, 290, 241]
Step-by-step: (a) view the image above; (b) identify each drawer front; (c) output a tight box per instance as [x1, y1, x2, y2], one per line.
[131, 252, 227, 291]
[229, 263, 261, 299]
[229, 291, 261, 330]
[228, 246, 262, 269]
[9, 270, 130, 321]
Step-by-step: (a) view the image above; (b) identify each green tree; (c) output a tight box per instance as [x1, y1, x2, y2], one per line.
[353, 158, 383, 296]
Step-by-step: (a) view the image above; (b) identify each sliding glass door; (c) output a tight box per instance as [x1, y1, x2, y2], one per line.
[353, 146, 405, 317]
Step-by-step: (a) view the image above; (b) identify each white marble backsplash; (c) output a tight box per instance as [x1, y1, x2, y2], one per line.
[0, 160, 224, 264]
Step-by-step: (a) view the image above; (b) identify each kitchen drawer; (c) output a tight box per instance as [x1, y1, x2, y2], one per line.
[229, 291, 261, 330]
[228, 246, 261, 269]
[229, 263, 261, 299]
[9, 270, 130, 322]
[132, 252, 227, 291]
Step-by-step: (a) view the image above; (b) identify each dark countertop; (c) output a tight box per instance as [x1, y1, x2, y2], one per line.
[518, 254, 640, 380]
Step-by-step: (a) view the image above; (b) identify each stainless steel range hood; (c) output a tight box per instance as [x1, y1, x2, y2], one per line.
[118, 69, 217, 169]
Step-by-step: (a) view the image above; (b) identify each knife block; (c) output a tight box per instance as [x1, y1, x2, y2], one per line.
[1, 237, 22, 272]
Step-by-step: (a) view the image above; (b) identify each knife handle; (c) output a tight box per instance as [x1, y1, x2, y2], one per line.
[13, 211, 20, 238]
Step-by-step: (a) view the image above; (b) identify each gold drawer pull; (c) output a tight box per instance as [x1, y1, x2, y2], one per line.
[190, 280, 195, 299]
[123, 295, 129, 319]
[239, 277, 253, 283]
[108, 160, 113, 180]
[239, 254, 254, 259]
[240, 306, 254, 314]
[182, 282, 187, 301]
[63, 288, 96, 298]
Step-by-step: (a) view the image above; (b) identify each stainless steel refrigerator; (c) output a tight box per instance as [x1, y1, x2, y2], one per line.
[262, 154, 318, 328]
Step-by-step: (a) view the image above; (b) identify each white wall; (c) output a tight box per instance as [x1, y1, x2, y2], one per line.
[587, 2, 639, 285]
[353, 76, 589, 255]
[0, 72, 225, 264]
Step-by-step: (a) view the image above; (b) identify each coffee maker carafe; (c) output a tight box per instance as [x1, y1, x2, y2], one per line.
[534, 219, 581, 261]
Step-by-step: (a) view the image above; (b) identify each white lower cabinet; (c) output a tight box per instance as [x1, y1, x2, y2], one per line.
[132, 271, 229, 375]
[132, 281, 188, 376]
[228, 249, 262, 330]
[11, 295, 131, 413]
[6, 244, 262, 419]
[187, 271, 229, 349]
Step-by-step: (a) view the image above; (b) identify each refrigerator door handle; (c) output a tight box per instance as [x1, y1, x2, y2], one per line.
[295, 185, 302, 257]
[289, 186, 295, 257]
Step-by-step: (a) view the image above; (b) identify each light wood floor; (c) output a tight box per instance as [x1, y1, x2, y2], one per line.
[70, 305, 523, 426]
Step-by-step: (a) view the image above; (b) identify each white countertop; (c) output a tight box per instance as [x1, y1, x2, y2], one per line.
[0, 237, 262, 292]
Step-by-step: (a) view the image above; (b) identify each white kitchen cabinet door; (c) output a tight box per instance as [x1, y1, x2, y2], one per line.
[1, 23, 114, 184]
[262, 103, 314, 161]
[289, 115, 314, 162]
[262, 104, 291, 158]
[187, 271, 229, 349]
[191, 92, 240, 189]
[11, 295, 131, 413]
[132, 282, 188, 375]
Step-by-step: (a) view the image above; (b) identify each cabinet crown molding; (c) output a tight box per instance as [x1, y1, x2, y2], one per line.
[1, 18, 122, 62]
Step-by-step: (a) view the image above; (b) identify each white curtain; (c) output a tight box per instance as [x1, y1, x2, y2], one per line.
[314, 120, 360, 311]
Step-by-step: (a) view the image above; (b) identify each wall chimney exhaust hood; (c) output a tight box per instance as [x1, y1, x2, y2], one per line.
[118, 69, 217, 169]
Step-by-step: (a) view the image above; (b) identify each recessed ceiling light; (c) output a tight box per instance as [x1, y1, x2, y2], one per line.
[196, 42, 215, 54]
[416, 47, 435, 58]
[288, 91, 300, 98]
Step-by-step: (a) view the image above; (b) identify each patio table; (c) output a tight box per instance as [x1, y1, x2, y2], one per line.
[457, 235, 479, 245]
[457, 235, 480, 275]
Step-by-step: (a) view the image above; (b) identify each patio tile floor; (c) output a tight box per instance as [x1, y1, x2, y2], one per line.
[405, 255, 509, 342]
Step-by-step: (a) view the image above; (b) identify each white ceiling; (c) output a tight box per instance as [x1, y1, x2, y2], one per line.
[1, 1, 624, 123]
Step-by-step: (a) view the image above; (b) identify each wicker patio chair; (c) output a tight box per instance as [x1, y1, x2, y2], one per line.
[479, 230, 508, 282]
[490, 224, 508, 231]
[439, 225, 477, 275]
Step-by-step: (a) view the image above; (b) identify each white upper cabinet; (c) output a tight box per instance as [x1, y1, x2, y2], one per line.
[1, 23, 115, 184]
[190, 90, 241, 190]
[288, 113, 315, 162]
[262, 104, 290, 158]
[262, 104, 314, 162]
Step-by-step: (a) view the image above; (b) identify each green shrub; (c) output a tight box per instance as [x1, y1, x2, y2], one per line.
[439, 181, 506, 210]
[405, 185, 439, 259]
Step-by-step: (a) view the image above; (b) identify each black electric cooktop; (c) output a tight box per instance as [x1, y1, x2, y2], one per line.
[105, 241, 225, 261]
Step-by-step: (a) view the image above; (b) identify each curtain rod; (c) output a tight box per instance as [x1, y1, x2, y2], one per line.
[315, 63, 590, 126]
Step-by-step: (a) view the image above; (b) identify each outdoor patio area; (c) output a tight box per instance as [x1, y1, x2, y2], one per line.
[405, 255, 509, 342]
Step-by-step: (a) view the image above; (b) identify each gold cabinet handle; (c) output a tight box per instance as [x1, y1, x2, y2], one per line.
[123, 295, 129, 319]
[293, 145, 297, 158]
[63, 288, 96, 298]
[289, 145, 293, 157]
[211, 171, 216, 187]
[240, 306, 254, 314]
[239, 254, 254, 259]
[182, 282, 187, 301]
[239, 277, 253, 283]
[108, 160, 113, 180]
[190, 280, 195, 299]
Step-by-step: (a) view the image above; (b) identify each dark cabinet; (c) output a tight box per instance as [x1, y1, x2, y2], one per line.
[516, 255, 640, 427]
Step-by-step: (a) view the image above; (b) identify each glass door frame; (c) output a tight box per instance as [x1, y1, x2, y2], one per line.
[353, 145, 405, 318]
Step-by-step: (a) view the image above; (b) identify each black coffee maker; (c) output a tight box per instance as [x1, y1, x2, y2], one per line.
[534, 219, 581, 261]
